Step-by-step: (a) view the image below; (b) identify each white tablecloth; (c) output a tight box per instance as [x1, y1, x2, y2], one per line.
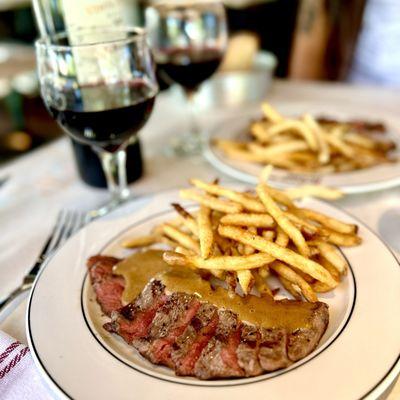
[0, 79, 399, 398]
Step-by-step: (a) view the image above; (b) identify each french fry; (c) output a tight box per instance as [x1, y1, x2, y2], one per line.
[320, 228, 362, 247]
[220, 213, 275, 228]
[259, 266, 270, 278]
[311, 240, 348, 274]
[216, 144, 276, 164]
[259, 164, 273, 183]
[198, 205, 213, 259]
[251, 121, 271, 143]
[172, 203, 199, 236]
[275, 227, 289, 247]
[316, 256, 341, 282]
[270, 261, 317, 302]
[262, 230, 275, 241]
[248, 141, 309, 158]
[285, 212, 318, 237]
[285, 185, 343, 200]
[266, 186, 295, 208]
[190, 179, 265, 212]
[121, 234, 158, 249]
[175, 246, 196, 256]
[244, 227, 257, 255]
[323, 130, 355, 158]
[311, 282, 331, 292]
[303, 114, 330, 164]
[257, 183, 310, 257]
[163, 251, 274, 271]
[237, 270, 254, 295]
[180, 189, 243, 214]
[218, 225, 337, 287]
[159, 236, 181, 249]
[265, 120, 319, 150]
[344, 132, 376, 149]
[279, 276, 302, 300]
[294, 208, 358, 235]
[261, 102, 283, 123]
[162, 224, 200, 254]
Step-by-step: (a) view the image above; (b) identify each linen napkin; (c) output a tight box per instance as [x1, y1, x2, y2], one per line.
[0, 331, 50, 399]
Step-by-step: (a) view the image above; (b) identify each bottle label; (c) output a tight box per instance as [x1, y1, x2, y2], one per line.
[62, 0, 139, 104]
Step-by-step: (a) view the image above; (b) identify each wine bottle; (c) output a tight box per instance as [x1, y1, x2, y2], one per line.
[32, 0, 144, 188]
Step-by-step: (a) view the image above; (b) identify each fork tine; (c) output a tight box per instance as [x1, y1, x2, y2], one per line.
[41, 210, 67, 259]
[45, 210, 72, 257]
[58, 210, 87, 246]
[56, 210, 78, 247]
[63, 210, 79, 239]
[75, 211, 87, 232]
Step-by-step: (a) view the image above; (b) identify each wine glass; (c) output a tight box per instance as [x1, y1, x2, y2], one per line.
[145, 0, 227, 156]
[35, 27, 158, 216]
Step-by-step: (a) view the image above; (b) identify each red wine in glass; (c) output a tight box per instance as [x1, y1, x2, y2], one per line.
[48, 80, 156, 150]
[156, 47, 223, 92]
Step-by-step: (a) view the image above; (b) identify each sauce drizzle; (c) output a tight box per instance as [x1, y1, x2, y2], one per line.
[114, 250, 316, 330]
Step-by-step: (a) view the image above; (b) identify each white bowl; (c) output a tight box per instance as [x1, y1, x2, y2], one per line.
[195, 50, 277, 109]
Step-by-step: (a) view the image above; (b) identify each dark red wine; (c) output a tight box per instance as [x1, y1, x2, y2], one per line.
[48, 81, 156, 148]
[157, 48, 223, 91]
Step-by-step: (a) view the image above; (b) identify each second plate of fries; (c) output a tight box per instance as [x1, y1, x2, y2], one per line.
[205, 101, 400, 193]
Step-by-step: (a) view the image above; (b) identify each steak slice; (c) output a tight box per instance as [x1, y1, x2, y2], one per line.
[104, 280, 168, 347]
[88, 255, 329, 380]
[145, 293, 201, 367]
[287, 302, 329, 362]
[87, 255, 123, 316]
[259, 328, 290, 371]
[172, 303, 219, 376]
[194, 310, 243, 379]
[236, 325, 263, 376]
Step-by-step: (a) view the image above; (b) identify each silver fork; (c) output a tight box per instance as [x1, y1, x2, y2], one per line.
[0, 209, 88, 312]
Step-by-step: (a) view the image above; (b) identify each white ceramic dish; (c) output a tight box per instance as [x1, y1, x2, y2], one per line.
[196, 51, 277, 109]
[27, 190, 400, 399]
[205, 102, 400, 194]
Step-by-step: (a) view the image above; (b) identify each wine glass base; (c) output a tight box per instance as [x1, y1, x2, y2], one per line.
[88, 190, 131, 220]
[165, 132, 204, 157]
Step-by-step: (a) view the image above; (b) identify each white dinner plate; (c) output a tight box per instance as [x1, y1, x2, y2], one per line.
[205, 102, 400, 193]
[27, 190, 400, 399]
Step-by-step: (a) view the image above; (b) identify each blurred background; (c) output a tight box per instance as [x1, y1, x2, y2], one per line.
[0, 0, 397, 164]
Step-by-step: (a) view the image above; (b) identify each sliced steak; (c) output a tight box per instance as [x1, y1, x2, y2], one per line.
[287, 302, 329, 362]
[87, 255, 123, 316]
[104, 280, 167, 346]
[172, 303, 219, 376]
[236, 325, 263, 376]
[259, 328, 290, 371]
[145, 293, 201, 367]
[88, 255, 329, 380]
[194, 310, 243, 379]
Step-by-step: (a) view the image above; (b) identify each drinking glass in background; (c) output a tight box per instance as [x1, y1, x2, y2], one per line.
[146, 0, 227, 156]
[35, 27, 158, 215]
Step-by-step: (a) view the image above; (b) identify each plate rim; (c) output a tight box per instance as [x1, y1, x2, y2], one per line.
[26, 192, 400, 399]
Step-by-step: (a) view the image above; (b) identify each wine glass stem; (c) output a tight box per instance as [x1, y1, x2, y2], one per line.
[186, 90, 201, 145]
[97, 147, 130, 205]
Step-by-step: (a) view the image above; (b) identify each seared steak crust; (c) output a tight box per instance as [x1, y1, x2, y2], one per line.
[88, 256, 329, 380]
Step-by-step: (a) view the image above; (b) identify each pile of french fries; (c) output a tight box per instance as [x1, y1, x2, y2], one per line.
[215, 102, 396, 173]
[122, 173, 362, 302]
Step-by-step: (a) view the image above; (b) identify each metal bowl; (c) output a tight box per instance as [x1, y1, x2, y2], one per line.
[195, 51, 277, 109]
